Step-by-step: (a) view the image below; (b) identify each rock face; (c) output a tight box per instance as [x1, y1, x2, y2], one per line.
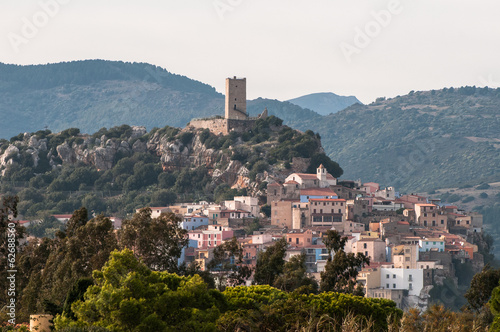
[0, 145, 19, 175]
[0, 125, 317, 197]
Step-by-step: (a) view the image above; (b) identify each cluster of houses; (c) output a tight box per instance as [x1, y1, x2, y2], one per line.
[13, 165, 484, 311]
[144, 165, 483, 310]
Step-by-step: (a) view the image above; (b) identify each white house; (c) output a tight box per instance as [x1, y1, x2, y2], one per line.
[181, 215, 209, 231]
[224, 196, 259, 216]
[380, 268, 424, 297]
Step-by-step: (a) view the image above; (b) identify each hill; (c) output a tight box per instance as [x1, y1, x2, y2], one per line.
[298, 87, 500, 192]
[287, 92, 362, 115]
[2, 61, 500, 193]
[0, 60, 317, 139]
[0, 116, 341, 220]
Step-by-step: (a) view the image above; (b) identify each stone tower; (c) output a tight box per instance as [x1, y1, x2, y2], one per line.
[225, 76, 247, 120]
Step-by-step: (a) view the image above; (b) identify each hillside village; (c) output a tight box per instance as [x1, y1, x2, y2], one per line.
[121, 164, 483, 311]
[143, 77, 486, 310]
[2, 76, 491, 328]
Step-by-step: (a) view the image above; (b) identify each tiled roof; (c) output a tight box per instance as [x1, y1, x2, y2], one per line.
[300, 188, 336, 196]
[309, 198, 346, 202]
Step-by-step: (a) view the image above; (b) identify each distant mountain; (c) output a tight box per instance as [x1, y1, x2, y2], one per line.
[287, 92, 361, 116]
[295, 87, 500, 192]
[0, 60, 317, 139]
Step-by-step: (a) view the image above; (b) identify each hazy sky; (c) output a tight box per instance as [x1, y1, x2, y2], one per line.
[1, 0, 499, 103]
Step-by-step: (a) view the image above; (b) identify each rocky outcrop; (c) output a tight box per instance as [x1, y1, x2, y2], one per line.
[0, 145, 19, 175]
[0, 124, 317, 198]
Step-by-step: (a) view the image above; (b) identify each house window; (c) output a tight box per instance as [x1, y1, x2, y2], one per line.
[386, 284, 390, 288]
[296, 238, 299, 244]
[393, 274, 396, 278]
[393, 284, 396, 288]
[365, 251, 368, 256]
[288, 238, 292, 242]
[363, 243, 367, 249]
[386, 274, 390, 279]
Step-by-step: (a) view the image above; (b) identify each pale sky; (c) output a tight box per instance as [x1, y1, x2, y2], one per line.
[1, 0, 499, 104]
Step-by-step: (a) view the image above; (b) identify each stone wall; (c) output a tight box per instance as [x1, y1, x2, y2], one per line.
[188, 118, 228, 135]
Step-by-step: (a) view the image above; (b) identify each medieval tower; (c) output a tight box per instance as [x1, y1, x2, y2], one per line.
[188, 76, 267, 135]
[225, 77, 247, 120]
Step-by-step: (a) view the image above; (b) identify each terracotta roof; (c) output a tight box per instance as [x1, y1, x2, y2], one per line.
[284, 180, 299, 185]
[185, 215, 208, 219]
[268, 182, 283, 187]
[318, 164, 325, 169]
[293, 173, 318, 180]
[300, 188, 336, 196]
[309, 198, 346, 202]
[52, 214, 73, 218]
[415, 203, 436, 207]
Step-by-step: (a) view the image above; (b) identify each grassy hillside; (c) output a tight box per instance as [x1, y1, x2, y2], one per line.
[298, 87, 500, 192]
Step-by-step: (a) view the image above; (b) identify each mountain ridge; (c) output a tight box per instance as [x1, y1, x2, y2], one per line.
[287, 92, 362, 116]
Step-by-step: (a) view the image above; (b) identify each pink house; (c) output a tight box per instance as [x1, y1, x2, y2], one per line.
[188, 225, 234, 249]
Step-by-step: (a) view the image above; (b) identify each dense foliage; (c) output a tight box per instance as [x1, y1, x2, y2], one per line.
[53, 249, 403, 331]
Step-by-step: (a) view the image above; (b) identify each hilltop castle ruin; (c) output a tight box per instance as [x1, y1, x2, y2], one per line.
[188, 77, 267, 135]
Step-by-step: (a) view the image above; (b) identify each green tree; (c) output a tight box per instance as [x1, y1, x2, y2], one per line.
[320, 230, 370, 295]
[17, 208, 118, 322]
[119, 208, 188, 273]
[253, 237, 288, 286]
[273, 253, 318, 293]
[466, 265, 500, 311]
[54, 249, 226, 331]
[207, 237, 252, 291]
